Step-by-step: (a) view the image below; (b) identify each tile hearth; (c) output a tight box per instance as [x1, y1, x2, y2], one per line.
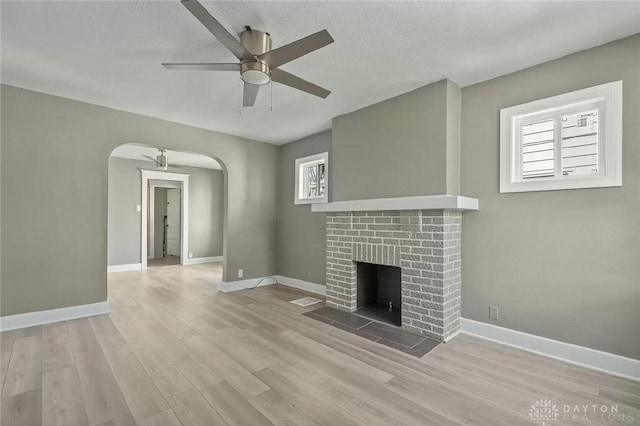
[303, 306, 440, 357]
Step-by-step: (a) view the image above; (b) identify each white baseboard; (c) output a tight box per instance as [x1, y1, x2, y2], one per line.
[274, 275, 326, 296]
[183, 256, 223, 266]
[460, 318, 640, 381]
[107, 263, 142, 273]
[0, 301, 111, 332]
[219, 276, 277, 293]
[443, 328, 462, 343]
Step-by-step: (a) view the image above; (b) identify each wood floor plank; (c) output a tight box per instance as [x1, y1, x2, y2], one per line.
[282, 351, 460, 426]
[97, 413, 137, 426]
[599, 386, 640, 410]
[66, 318, 105, 366]
[248, 389, 320, 426]
[198, 300, 258, 330]
[253, 366, 364, 426]
[566, 364, 640, 397]
[138, 303, 196, 340]
[192, 323, 273, 373]
[76, 356, 131, 426]
[270, 363, 409, 426]
[125, 307, 222, 390]
[385, 373, 531, 425]
[167, 388, 227, 426]
[1, 389, 42, 426]
[100, 343, 168, 421]
[66, 316, 130, 425]
[136, 409, 182, 426]
[247, 326, 394, 388]
[2, 335, 42, 397]
[201, 381, 273, 426]
[0, 331, 16, 391]
[42, 322, 75, 372]
[126, 336, 193, 398]
[182, 334, 270, 398]
[428, 342, 640, 421]
[42, 365, 90, 426]
[109, 308, 147, 341]
[199, 296, 276, 330]
[14, 326, 42, 339]
[90, 315, 128, 350]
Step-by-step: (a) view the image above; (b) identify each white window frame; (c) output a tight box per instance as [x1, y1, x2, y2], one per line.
[500, 81, 622, 193]
[295, 152, 329, 205]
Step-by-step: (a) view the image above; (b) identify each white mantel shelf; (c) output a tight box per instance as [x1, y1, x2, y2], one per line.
[311, 195, 479, 213]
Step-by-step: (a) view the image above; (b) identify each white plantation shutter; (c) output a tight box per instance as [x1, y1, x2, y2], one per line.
[522, 119, 555, 179]
[561, 110, 599, 176]
[500, 81, 622, 193]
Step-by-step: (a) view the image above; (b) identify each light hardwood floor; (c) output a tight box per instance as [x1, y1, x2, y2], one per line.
[1, 263, 639, 425]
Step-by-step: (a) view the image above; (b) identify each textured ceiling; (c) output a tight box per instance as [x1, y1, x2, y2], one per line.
[111, 144, 222, 170]
[2, 1, 639, 145]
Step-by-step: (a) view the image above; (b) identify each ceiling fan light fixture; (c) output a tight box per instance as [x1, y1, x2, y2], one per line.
[240, 61, 271, 85]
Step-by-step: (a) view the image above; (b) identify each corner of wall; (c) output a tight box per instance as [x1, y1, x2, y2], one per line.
[445, 79, 462, 195]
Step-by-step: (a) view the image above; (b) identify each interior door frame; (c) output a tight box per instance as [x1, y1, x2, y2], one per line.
[148, 180, 182, 260]
[140, 169, 189, 270]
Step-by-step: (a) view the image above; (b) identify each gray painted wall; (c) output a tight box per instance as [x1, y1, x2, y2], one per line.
[446, 80, 461, 196]
[276, 35, 640, 359]
[332, 79, 461, 201]
[188, 165, 224, 259]
[107, 157, 224, 266]
[107, 157, 145, 266]
[276, 131, 332, 284]
[154, 187, 167, 258]
[1, 85, 277, 316]
[460, 34, 640, 359]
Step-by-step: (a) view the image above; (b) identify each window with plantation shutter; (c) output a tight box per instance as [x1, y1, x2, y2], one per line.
[295, 152, 329, 204]
[500, 81, 622, 193]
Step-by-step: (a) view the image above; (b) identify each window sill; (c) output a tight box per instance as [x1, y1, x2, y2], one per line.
[295, 197, 328, 205]
[500, 175, 622, 193]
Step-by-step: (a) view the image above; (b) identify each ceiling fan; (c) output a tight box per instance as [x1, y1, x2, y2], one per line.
[162, 0, 334, 107]
[142, 149, 181, 170]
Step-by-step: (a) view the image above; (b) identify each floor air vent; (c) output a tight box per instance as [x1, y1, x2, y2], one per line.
[290, 297, 322, 307]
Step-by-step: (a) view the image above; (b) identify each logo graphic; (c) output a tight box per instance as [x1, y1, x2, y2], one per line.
[529, 399, 559, 425]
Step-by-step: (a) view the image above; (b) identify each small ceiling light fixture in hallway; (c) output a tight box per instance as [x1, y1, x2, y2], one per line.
[162, 0, 335, 107]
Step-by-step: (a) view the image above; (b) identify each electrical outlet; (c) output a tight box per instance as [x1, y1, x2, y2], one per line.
[489, 306, 499, 320]
[188, 252, 193, 259]
[238, 269, 244, 278]
[136, 205, 141, 212]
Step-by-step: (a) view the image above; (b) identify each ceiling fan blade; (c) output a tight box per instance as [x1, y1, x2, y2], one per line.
[181, 0, 253, 61]
[243, 82, 260, 107]
[271, 69, 330, 99]
[142, 154, 162, 166]
[259, 29, 334, 68]
[162, 63, 240, 71]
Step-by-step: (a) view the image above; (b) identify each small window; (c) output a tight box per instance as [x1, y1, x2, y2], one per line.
[295, 152, 328, 204]
[500, 81, 622, 193]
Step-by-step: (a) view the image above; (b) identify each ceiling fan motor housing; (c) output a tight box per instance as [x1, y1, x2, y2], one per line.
[157, 152, 168, 169]
[240, 30, 272, 85]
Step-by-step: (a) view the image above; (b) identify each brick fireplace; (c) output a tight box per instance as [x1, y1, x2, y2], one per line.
[316, 196, 477, 342]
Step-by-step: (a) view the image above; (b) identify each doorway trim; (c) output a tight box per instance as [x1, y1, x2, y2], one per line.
[140, 169, 189, 270]
[149, 180, 182, 260]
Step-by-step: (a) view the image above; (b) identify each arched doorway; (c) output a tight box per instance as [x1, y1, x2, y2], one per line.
[106, 143, 227, 278]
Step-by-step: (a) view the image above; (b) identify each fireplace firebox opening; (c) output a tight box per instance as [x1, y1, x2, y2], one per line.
[356, 262, 401, 326]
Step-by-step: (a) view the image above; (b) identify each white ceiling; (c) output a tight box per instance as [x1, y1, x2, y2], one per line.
[111, 144, 222, 170]
[2, 1, 639, 145]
